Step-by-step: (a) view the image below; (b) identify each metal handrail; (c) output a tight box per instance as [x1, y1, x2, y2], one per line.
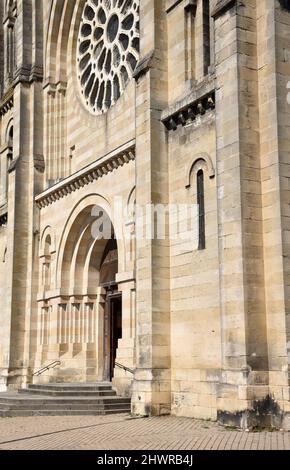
[115, 362, 134, 375]
[33, 360, 61, 377]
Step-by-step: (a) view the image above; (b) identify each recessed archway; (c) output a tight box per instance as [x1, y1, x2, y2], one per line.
[38, 197, 125, 383]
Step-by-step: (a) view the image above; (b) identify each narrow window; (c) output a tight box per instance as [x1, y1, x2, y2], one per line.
[8, 126, 13, 153]
[184, 2, 197, 82]
[197, 170, 205, 250]
[43, 235, 52, 290]
[202, 0, 210, 76]
[6, 126, 13, 197]
[5, 1, 16, 84]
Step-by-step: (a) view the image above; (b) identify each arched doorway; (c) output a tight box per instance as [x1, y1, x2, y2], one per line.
[36, 202, 124, 384]
[100, 238, 122, 381]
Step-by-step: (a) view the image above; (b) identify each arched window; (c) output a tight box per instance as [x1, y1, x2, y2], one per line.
[8, 125, 13, 158]
[43, 235, 52, 290]
[187, 154, 215, 251]
[202, 0, 210, 76]
[6, 125, 13, 197]
[4, 0, 16, 86]
[0, 123, 13, 204]
[197, 169, 205, 250]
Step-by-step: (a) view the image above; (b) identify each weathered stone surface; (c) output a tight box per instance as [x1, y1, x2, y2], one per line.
[0, 0, 290, 430]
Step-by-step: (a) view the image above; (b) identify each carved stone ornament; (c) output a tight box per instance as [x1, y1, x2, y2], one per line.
[77, 0, 140, 115]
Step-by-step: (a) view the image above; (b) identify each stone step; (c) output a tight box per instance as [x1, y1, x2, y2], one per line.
[19, 389, 116, 397]
[0, 401, 130, 411]
[0, 409, 130, 418]
[0, 396, 130, 406]
[0, 382, 131, 418]
[27, 383, 112, 392]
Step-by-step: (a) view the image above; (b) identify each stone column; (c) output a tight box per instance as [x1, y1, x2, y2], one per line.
[213, 0, 272, 427]
[56, 81, 67, 179]
[4, 0, 44, 389]
[4, 79, 32, 388]
[262, 0, 290, 427]
[0, 140, 15, 389]
[44, 84, 56, 182]
[131, 0, 171, 416]
[113, 272, 136, 396]
[96, 287, 106, 381]
[3, 12, 16, 89]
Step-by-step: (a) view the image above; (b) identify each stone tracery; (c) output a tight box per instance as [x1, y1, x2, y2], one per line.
[77, 0, 140, 115]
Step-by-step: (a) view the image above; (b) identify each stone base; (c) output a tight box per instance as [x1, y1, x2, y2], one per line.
[113, 337, 135, 397]
[131, 368, 171, 416]
[218, 396, 290, 431]
[0, 367, 8, 392]
[112, 373, 133, 398]
[5, 367, 31, 390]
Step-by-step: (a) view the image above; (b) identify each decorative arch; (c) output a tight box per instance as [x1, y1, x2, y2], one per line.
[45, 0, 85, 84]
[56, 193, 125, 290]
[84, 235, 108, 293]
[39, 226, 57, 292]
[186, 152, 215, 189]
[57, 0, 87, 84]
[45, 0, 66, 83]
[40, 225, 56, 256]
[68, 221, 92, 293]
[127, 186, 136, 220]
[5, 118, 13, 143]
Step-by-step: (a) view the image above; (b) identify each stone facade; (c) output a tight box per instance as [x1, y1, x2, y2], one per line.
[1, 0, 290, 430]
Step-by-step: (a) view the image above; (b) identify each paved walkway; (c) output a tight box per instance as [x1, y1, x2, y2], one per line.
[0, 414, 289, 450]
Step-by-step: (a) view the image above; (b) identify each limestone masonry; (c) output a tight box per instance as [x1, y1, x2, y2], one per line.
[1, 0, 290, 430]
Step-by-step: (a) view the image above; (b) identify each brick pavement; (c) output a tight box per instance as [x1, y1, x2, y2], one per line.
[0, 414, 289, 450]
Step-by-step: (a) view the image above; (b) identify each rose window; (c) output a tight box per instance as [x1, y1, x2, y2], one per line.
[77, 0, 140, 115]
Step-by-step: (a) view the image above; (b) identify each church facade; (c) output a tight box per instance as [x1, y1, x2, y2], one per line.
[1, 0, 290, 429]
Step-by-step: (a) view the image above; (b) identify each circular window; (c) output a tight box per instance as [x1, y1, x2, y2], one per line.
[77, 0, 140, 115]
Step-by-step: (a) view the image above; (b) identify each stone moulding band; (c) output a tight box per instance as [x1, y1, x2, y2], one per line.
[35, 140, 136, 209]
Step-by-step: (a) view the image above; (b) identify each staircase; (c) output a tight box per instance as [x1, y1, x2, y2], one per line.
[0, 383, 131, 417]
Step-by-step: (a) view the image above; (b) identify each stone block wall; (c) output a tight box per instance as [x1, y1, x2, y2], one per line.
[0, 0, 290, 429]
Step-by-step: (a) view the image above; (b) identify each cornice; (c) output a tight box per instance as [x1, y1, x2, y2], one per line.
[35, 140, 136, 209]
[162, 76, 216, 131]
